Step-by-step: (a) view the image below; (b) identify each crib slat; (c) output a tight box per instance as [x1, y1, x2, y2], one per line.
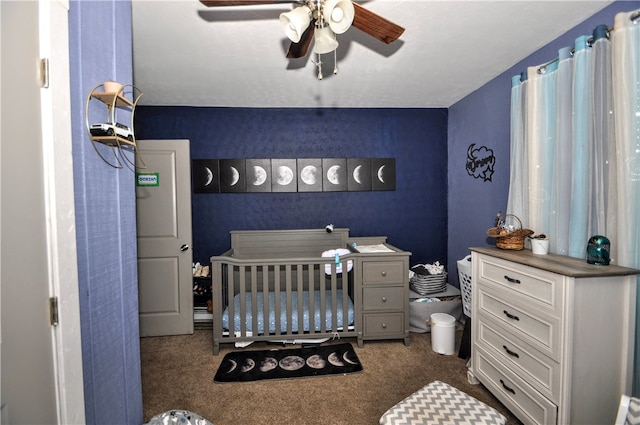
[250, 265, 258, 338]
[319, 274, 327, 332]
[330, 269, 338, 331]
[342, 271, 349, 332]
[274, 265, 281, 336]
[239, 265, 246, 337]
[296, 264, 304, 335]
[308, 264, 316, 334]
[227, 265, 235, 338]
[261, 266, 269, 335]
[285, 264, 292, 334]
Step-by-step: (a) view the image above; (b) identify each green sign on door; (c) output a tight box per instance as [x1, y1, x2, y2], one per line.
[136, 172, 159, 187]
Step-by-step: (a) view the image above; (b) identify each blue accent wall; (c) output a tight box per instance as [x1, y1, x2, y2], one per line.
[135, 107, 449, 267]
[69, 1, 143, 423]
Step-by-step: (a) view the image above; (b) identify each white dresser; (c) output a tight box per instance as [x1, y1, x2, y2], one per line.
[468, 247, 638, 425]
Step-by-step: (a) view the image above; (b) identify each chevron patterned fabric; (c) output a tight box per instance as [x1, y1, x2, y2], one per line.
[379, 380, 506, 425]
[626, 397, 640, 425]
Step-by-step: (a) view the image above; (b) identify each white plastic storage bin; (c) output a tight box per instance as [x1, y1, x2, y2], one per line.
[457, 254, 472, 318]
[409, 284, 462, 333]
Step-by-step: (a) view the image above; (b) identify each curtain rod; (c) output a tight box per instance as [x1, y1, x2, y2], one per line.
[540, 11, 637, 76]
[523, 9, 639, 80]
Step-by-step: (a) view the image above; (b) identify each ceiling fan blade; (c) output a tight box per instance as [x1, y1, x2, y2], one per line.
[351, 2, 405, 44]
[286, 21, 315, 59]
[200, 0, 299, 6]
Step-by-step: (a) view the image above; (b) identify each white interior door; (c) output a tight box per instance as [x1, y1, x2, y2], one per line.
[1, 0, 84, 423]
[136, 139, 194, 336]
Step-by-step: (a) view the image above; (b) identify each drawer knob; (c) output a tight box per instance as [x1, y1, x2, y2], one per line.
[503, 310, 520, 321]
[502, 345, 520, 358]
[504, 275, 521, 284]
[381, 296, 387, 302]
[500, 379, 516, 395]
[381, 323, 387, 328]
[381, 271, 387, 277]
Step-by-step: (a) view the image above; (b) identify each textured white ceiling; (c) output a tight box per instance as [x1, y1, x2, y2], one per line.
[131, 0, 612, 108]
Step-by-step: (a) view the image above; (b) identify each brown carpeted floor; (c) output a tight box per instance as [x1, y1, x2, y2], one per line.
[141, 329, 522, 424]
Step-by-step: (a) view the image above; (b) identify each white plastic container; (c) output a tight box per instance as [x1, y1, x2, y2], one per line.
[429, 313, 456, 355]
[531, 238, 550, 255]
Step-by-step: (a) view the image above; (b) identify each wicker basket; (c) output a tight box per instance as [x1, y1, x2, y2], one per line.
[487, 214, 533, 250]
[410, 270, 448, 295]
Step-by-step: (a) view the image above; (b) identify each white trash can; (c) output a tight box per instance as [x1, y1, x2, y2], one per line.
[429, 313, 456, 355]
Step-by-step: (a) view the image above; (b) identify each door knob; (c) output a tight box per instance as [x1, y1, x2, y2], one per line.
[180, 244, 190, 252]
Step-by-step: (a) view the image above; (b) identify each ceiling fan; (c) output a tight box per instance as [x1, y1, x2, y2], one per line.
[199, 0, 405, 79]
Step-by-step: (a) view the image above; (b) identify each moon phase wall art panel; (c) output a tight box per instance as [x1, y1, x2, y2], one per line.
[322, 158, 347, 192]
[192, 158, 396, 193]
[271, 159, 297, 192]
[372, 158, 396, 191]
[192, 159, 220, 193]
[297, 158, 322, 192]
[220, 159, 246, 193]
[246, 159, 271, 193]
[347, 158, 372, 191]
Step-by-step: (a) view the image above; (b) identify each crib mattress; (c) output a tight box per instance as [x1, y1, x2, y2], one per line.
[222, 290, 355, 334]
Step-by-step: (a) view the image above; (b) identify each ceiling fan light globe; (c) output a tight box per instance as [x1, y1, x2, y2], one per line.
[322, 0, 354, 34]
[313, 26, 338, 54]
[331, 8, 344, 22]
[279, 6, 312, 43]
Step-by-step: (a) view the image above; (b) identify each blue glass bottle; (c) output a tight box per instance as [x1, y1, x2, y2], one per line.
[586, 235, 610, 265]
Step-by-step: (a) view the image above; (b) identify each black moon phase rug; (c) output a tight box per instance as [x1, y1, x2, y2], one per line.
[214, 343, 362, 383]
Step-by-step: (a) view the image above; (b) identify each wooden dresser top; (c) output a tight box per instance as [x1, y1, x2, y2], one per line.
[470, 246, 640, 278]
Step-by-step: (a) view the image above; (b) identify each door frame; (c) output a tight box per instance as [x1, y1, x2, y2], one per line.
[0, 0, 85, 422]
[40, 1, 86, 422]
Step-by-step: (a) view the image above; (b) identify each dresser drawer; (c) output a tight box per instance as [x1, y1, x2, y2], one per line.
[477, 289, 561, 361]
[476, 316, 560, 400]
[363, 313, 404, 336]
[477, 254, 563, 314]
[363, 261, 405, 284]
[363, 286, 404, 311]
[474, 346, 558, 425]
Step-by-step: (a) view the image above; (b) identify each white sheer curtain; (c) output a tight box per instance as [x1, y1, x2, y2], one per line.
[611, 11, 640, 277]
[507, 9, 640, 395]
[612, 10, 640, 396]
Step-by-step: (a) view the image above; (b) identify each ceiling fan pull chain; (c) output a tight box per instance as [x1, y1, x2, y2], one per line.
[316, 53, 324, 80]
[333, 49, 338, 75]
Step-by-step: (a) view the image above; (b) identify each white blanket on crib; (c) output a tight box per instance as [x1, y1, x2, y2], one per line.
[321, 248, 353, 274]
